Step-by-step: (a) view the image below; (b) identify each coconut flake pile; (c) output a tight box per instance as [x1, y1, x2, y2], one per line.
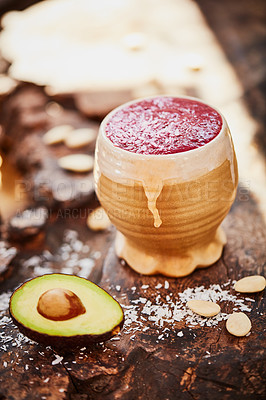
[109, 281, 254, 341]
[0, 292, 35, 352]
[21, 229, 99, 278]
[0, 241, 17, 274]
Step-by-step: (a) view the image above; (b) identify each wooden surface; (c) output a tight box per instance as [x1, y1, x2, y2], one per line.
[0, 186, 265, 399]
[0, 1, 265, 399]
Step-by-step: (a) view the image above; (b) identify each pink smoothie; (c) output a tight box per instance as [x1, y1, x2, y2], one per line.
[105, 97, 223, 155]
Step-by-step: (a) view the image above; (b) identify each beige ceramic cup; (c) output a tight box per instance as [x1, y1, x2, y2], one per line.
[94, 96, 238, 277]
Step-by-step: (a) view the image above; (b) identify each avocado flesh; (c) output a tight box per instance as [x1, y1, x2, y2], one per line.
[10, 274, 124, 345]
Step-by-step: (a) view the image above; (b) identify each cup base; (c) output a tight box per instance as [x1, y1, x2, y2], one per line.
[115, 227, 227, 277]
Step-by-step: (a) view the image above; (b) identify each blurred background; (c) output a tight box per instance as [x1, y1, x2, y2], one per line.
[0, 0, 265, 219]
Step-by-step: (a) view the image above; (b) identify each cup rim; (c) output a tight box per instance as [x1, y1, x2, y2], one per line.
[99, 94, 227, 159]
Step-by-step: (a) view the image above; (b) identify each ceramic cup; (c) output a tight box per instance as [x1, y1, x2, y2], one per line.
[94, 96, 238, 277]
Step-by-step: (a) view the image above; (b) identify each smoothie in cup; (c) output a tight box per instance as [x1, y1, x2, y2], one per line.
[94, 96, 238, 277]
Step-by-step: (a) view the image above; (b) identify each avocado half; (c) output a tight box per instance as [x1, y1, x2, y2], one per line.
[9, 274, 124, 348]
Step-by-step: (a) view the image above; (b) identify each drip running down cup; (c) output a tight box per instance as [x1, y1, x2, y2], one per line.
[94, 96, 238, 277]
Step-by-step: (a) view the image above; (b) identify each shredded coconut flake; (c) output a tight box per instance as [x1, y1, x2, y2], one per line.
[0, 292, 12, 313]
[155, 284, 162, 289]
[52, 355, 63, 365]
[0, 272, 255, 352]
[114, 281, 253, 340]
[141, 285, 149, 289]
[20, 229, 95, 279]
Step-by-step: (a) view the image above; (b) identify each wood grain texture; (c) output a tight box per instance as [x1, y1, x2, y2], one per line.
[0, 185, 265, 400]
[0, 1, 265, 398]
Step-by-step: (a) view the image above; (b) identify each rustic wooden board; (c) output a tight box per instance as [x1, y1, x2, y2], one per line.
[0, 184, 265, 400]
[0, 1, 265, 398]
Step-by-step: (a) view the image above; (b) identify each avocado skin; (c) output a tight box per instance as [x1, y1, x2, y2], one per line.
[9, 311, 124, 349]
[9, 274, 124, 350]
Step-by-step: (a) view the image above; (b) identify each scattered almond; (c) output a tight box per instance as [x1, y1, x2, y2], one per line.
[58, 154, 94, 173]
[226, 312, 251, 337]
[87, 207, 112, 231]
[43, 125, 73, 145]
[234, 275, 265, 293]
[187, 300, 220, 317]
[64, 128, 97, 149]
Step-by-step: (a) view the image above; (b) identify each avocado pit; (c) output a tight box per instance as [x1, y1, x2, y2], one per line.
[37, 288, 86, 321]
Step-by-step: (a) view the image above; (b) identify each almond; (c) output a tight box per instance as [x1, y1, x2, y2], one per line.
[226, 312, 251, 337]
[43, 125, 73, 145]
[64, 128, 97, 149]
[58, 154, 94, 173]
[234, 275, 265, 293]
[87, 207, 111, 231]
[187, 299, 220, 317]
